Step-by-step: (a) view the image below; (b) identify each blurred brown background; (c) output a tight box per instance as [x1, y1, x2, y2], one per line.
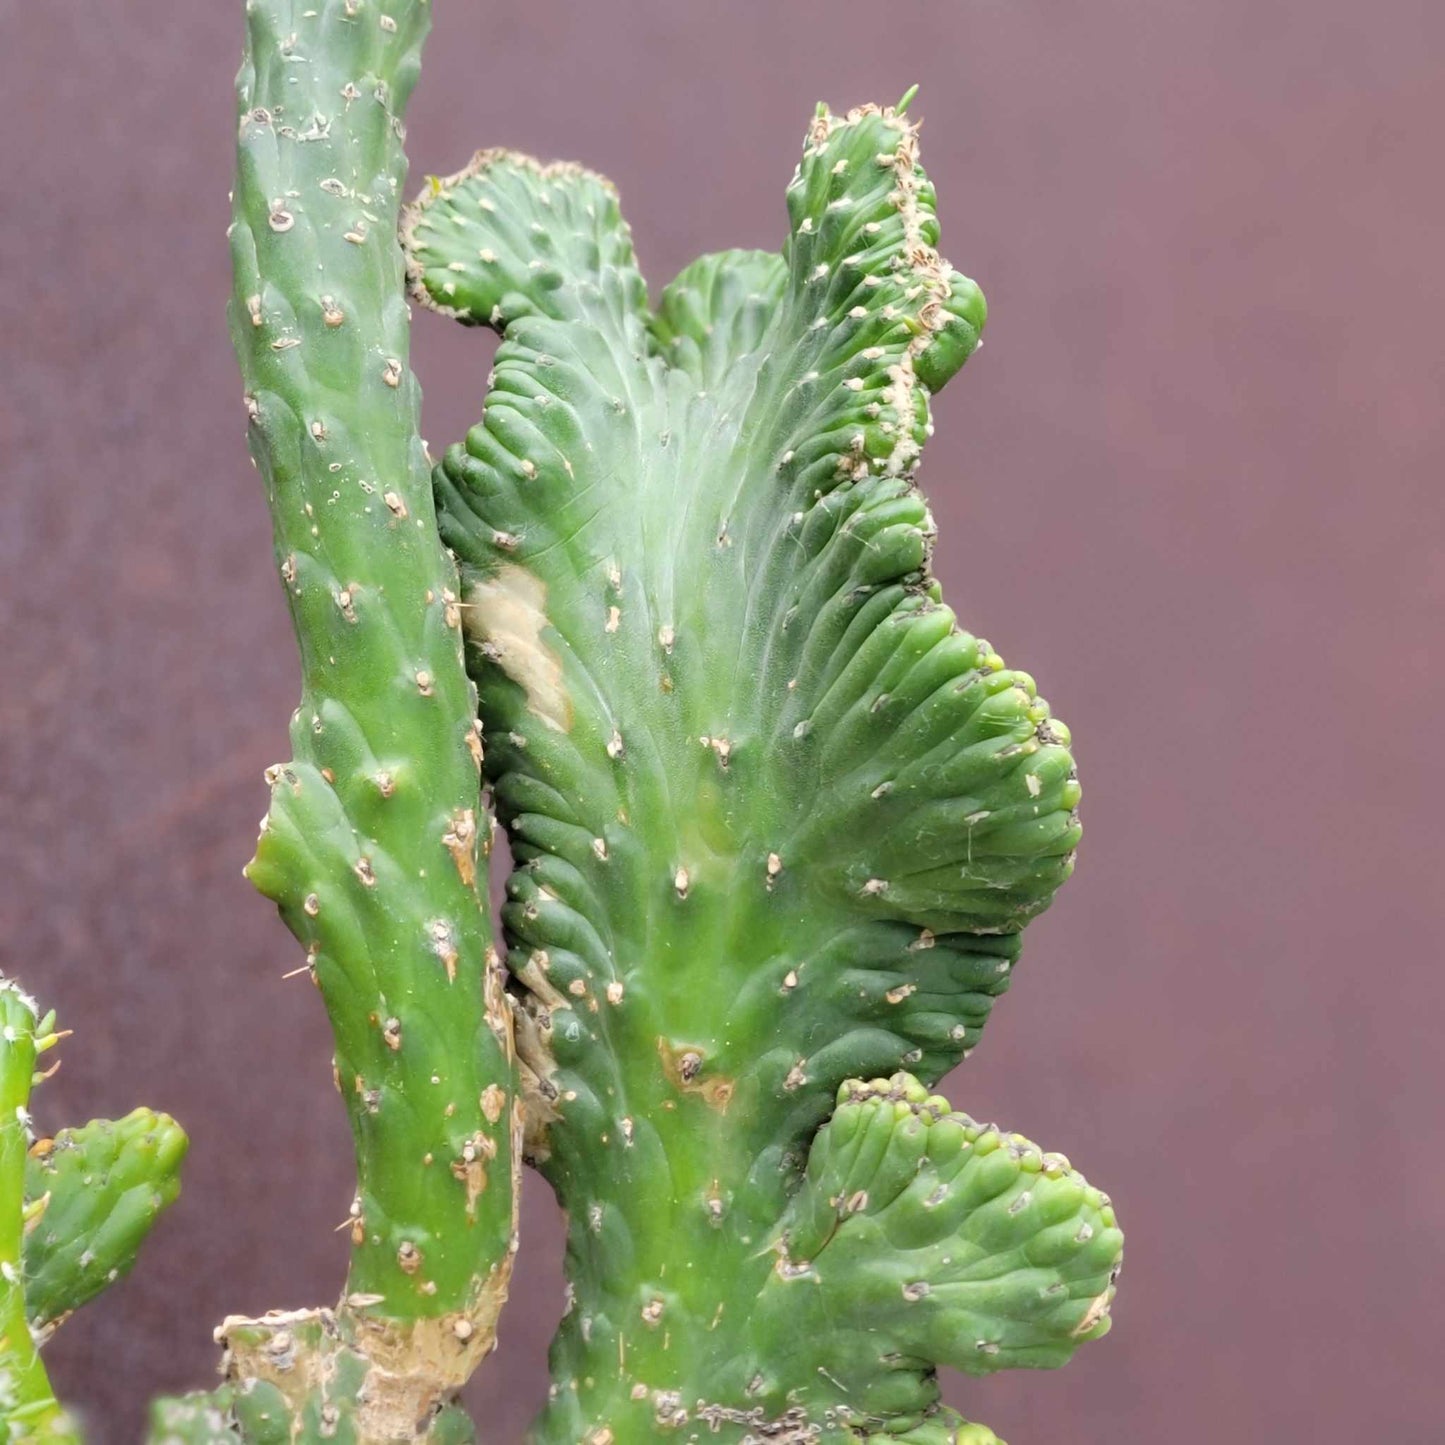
[2, 2, 1440, 1440]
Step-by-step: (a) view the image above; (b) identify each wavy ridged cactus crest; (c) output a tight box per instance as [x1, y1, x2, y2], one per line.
[0, 2, 1121, 1441]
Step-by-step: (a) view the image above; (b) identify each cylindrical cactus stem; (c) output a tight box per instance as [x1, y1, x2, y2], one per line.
[228, 0, 517, 1432]
[0, 981, 79, 1441]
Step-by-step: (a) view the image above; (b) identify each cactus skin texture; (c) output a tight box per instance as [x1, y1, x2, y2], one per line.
[403, 95, 1120, 1442]
[24, 1109, 186, 1343]
[219, 0, 519, 1435]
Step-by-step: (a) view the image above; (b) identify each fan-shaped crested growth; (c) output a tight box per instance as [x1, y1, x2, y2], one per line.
[401, 96, 1113, 1443]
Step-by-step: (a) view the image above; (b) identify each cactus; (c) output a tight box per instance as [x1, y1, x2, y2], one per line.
[214, 0, 518, 1435]
[0, 981, 77, 1440]
[399, 88, 1120, 1443]
[0, 5, 1123, 1441]
[0, 981, 184, 1441]
[24, 1109, 187, 1343]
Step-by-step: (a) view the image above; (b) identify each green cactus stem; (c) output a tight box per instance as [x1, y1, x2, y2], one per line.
[403, 96, 1118, 1442]
[24, 1109, 186, 1344]
[0, 981, 79, 1441]
[225, 0, 517, 1433]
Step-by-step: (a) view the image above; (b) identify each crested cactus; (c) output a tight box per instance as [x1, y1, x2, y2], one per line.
[0, 3, 1121, 1441]
[398, 92, 1117, 1443]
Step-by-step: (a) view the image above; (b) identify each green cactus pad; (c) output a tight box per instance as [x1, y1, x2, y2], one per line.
[406, 109, 1073, 1105]
[404, 97, 1103, 1442]
[219, 24, 523, 1445]
[220, 0, 523, 1431]
[231, 0, 517, 1325]
[24, 1109, 186, 1340]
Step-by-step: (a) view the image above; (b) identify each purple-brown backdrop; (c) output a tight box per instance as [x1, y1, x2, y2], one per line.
[2, 3, 1439, 1441]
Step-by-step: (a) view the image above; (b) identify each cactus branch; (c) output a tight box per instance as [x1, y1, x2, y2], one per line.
[0, 982, 80, 1441]
[225, 0, 517, 1433]
[647, 249, 788, 389]
[24, 1109, 187, 1344]
[758, 1076, 1122, 1401]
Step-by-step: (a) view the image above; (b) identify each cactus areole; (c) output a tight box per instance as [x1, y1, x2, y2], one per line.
[0, 3, 1122, 1442]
